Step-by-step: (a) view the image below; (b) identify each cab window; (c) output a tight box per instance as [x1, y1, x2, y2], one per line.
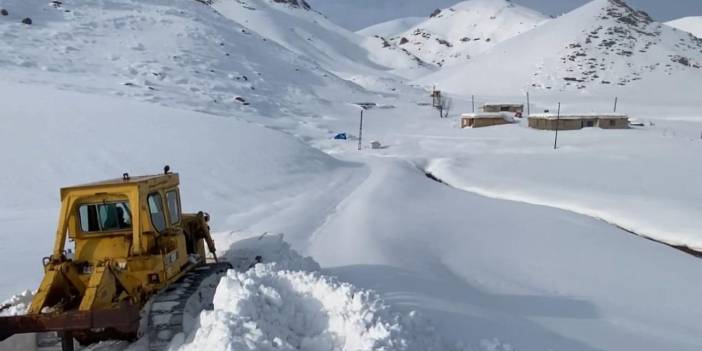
[148, 193, 167, 233]
[166, 190, 180, 224]
[79, 202, 131, 233]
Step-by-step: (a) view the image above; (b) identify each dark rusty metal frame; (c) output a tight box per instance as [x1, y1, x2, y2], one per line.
[0, 303, 140, 342]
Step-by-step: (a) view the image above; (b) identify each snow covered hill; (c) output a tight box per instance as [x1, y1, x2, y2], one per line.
[211, 0, 434, 81]
[666, 16, 702, 38]
[356, 17, 425, 38]
[382, 0, 548, 67]
[420, 0, 702, 96]
[0, 0, 376, 121]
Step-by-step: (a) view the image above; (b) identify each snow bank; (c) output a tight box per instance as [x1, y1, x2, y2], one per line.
[177, 263, 450, 351]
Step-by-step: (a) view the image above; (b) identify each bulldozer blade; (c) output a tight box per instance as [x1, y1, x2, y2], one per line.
[0, 304, 140, 342]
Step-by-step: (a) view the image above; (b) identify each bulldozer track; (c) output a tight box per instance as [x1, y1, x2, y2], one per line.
[146, 262, 231, 351]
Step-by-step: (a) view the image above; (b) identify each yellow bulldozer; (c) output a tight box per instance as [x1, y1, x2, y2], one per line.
[0, 167, 235, 351]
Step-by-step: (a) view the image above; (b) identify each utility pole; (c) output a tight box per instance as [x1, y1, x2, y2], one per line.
[472, 95, 475, 113]
[554, 102, 561, 150]
[358, 109, 364, 151]
[526, 92, 531, 116]
[613, 96, 618, 113]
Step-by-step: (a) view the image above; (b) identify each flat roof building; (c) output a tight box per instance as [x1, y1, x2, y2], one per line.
[461, 113, 515, 128]
[528, 113, 629, 130]
[482, 103, 524, 114]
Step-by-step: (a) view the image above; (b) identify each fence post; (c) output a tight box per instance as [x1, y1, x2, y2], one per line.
[554, 102, 561, 150]
[358, 109, 363, 151]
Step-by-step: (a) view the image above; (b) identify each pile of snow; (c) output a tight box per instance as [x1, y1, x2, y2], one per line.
[170, 232, 453, 351]
[177, 263, 451, 351]
[666, 16, 702, 38]
[384, 0, 548, 67]
[0, 290, 32, 317]
[419, 0, 702, 96]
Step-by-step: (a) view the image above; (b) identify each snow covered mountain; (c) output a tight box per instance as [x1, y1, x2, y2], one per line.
[666, 16, 702, 38]
[381, 0, 549, 67]
[420, 0, 702, 96]
[211, 0, 434, 81]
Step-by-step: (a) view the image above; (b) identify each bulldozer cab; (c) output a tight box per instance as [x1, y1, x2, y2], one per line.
[56, 173, 184, 262]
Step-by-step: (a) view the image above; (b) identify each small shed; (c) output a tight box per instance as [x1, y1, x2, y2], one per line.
[461, 113, 514, 128]
[528, 113, 629, 130]
[482, 103, 524, 114]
